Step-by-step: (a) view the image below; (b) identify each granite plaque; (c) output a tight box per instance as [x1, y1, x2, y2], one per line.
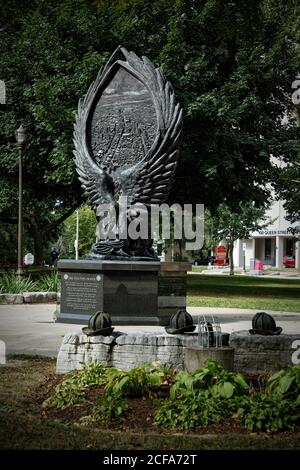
[60, 271, 103, 315]
[158, 276, 186, 296]
[57, 260, 161, 325]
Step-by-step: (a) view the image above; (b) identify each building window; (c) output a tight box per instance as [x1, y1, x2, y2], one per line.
[285, 238, 294, 256]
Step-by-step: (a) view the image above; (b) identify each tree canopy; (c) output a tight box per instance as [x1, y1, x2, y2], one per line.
[206, 201, 269, 274]
[0, 0, 299, 264]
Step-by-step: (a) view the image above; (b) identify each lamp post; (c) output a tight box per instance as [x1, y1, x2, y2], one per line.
[15, 124, 26, 278]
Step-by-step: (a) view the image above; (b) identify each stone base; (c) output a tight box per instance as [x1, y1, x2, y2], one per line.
[57, 259, 160, 325]
[230, 331, 300, 373]
[56, 331, 199, 374]
[184, 346, 234, 372]
[56, 330, 300, 375]
[56, 260, 191, 326]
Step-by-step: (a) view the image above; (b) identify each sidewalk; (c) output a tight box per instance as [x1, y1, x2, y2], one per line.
[189, 269, 300, 279]
[0, 303, 299, 357]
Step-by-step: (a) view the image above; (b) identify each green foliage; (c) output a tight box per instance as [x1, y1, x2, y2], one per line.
[154, 359, 300, 432]
[37, 270, 60, 292]
[43, 361, 107, 409]
[267, 365, 300, 403]
[42, 371, 87, 409]
[169, 359, 249, 400]
[105, 362, 172, 397]
[79, 361, 108, 388]
[92, 392, 128, 422]
[62, 205, 96, 258]
[0, 270, 60, 293]
[155, 389, 229, 430]
[154, 359, 249, 430]
[0, 274, 37, 294]
[42, 358, 300, 432]
[1, 0, 300, 265]
[234, 393, 300, 432]
[206, 202, 271, 274]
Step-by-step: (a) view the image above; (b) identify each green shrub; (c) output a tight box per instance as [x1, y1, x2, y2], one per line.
[267, 365, 300, 403]
[154, 389, 231, 430]
[154, 359, 249, 431]
[0, 274, 37, 294]
[43, 361, 108, 409]
[105, 362, 172, 398]
[92, 392, 128, 422]
[233, 393, 300, 432]
[169, 359, 249, 400]
[42, 372, 87, 409]
[37, 271, 60, 292]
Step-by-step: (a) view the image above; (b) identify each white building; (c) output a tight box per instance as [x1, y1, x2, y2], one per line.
[233, 199, 300, 269]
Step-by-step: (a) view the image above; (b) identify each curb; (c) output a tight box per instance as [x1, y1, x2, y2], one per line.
[0, 292, 57, 304]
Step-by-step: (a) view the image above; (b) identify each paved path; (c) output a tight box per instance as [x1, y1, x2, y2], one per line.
[188, 270, 300, 279]
[0, 303, 299, 357]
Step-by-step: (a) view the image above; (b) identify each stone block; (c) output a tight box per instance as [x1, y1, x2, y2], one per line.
[184, 346, 234, 372]
[229, 331, 300, 372]
[23, 292, 57, 303]
[0, 293, 23, 304]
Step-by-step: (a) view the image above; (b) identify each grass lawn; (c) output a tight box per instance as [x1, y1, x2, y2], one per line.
[0, 356, 300, 450]
[187, 274, 300, 312]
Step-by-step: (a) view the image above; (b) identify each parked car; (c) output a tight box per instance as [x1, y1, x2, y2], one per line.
[194, 255, 215, 266]
[283, 255, 295, 268]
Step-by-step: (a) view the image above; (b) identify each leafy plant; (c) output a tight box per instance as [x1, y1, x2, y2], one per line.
[37, 271, 60, 292]
[78, 360, 108, 387]
[92, 392, 128, 422]
[154, 360, 249, 430]
[267, 365, 300, 404]
[233, 393, 300, 432]
[154, 389, 231, 430]
[105, 362, 172, 398]
[42, 372, 86, 409]
[0, 274, 37, 294]
[43, 361, 107, 409]
[169, 359, 249, 400]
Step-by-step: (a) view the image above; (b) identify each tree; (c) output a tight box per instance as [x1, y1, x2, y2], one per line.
[61, 205, 96, 258]
[274, 105, 300, 234]
[0, 0, 111, 263]
[207, 202, 269, 275]
[1, 0, 299, 265]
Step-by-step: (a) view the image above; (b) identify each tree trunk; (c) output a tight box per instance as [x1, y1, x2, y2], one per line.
[29, 221, 45, 266]
[229, 241, 234, 275]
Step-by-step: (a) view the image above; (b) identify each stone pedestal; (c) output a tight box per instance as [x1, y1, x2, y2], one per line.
[56, 260, 191, 326]
[56, 260, 160, 325]
[158, 262, 191, 325]
[184, 346, 234, 372]
[56, 331, 199, 374]
[230, 331, 300, 373]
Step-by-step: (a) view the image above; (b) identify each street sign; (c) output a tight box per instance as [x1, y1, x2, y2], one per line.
[243, 242, 247, 251]
[24, 253, 34, 265]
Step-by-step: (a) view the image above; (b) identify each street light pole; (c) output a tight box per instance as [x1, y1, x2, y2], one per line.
[15, 125, 26, 278]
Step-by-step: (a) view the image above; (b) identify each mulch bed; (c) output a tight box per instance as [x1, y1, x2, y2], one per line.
[33, 373, 253, 436]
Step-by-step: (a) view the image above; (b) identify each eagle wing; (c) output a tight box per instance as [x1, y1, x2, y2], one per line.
[118, 49, 183, 206]
[73, 95, 114, 210]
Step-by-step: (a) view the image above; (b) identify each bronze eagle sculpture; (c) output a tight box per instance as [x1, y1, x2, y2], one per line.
[73, 46, 182, 259]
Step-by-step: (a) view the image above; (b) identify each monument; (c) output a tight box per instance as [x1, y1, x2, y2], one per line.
[56, 46, 190, 326]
